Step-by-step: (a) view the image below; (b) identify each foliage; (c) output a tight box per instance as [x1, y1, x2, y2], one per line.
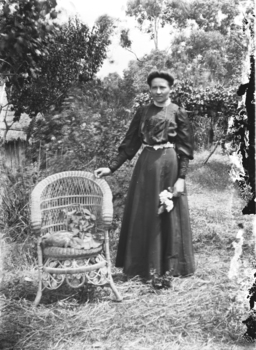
[163, 0, 249, 85]
[22, 15, 113, 117]
[41, 208, 99, 249]
[120, 28, 132, 49]
[124, 0, 248, 86]
[169, 28, 247, 84]
[0, 0, 59, 115]
[66, 208, 96, 237]
[126, 0, 167, 50]
[26, 74, 135, 171]
[0, 1, 114, 123]
[24, 73, 138, 219]
[0, 0, 58, 77]
[242, 310, 256, 342]
[164, 0, 240, 35]
[0, 163, 41, 241]
[124, 50, 171, 92]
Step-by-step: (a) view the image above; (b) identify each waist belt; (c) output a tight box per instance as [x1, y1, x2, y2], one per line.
[143, 142, 175, 150]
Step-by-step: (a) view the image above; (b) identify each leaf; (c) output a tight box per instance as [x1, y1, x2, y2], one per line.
[72, 228, 80, 235]
[82, 208, 92, 216]
[29, 68, 37, 79]
[24, 277, 33, 282]
[90, 214, 96, 221]
[67, 209, 76, 216]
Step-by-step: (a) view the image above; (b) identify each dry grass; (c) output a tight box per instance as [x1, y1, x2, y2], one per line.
[1, 148, 255, 350]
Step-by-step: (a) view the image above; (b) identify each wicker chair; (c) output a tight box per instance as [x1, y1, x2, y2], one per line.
[30, 171, 122, 305]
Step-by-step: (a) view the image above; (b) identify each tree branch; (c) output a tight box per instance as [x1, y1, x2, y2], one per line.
[203, 141, 220, 165]
[124, 47, 144, 63]
[0, 58, 14, 68]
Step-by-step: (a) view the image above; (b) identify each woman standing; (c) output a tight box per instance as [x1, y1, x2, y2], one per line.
[94, 71, 195, 283]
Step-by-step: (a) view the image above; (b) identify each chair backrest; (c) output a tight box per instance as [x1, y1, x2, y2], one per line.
[30, 171, 113, 235]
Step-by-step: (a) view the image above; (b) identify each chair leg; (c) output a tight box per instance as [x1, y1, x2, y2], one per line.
[104, 230, 122, 302]
[108, 275, 123, 301]
[34, 240, 43, 306]
[34, 278, 43, 306]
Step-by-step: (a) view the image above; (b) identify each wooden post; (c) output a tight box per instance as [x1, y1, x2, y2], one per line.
[203, 141, 220, 165]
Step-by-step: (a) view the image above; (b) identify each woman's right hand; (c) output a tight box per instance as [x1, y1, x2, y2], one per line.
[94, 167, 112, 178]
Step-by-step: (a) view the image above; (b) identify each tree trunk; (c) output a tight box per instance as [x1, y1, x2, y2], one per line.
[154, 17, 159, 50]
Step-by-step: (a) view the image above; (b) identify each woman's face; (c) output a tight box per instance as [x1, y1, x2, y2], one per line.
[150, 78, 171, 104]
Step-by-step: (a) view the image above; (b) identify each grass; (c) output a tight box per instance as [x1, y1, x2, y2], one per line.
[0, 148, 255, 350]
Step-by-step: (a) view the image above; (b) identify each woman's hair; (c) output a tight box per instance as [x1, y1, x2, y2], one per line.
[147, 70, 174, 87]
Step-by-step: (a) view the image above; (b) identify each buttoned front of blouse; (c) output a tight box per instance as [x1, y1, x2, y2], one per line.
[140, 104, 178, 145]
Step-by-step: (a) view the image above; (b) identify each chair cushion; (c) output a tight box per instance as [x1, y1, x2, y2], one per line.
[43, 245, 103, 259]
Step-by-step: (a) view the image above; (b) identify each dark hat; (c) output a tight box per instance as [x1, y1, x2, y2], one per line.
[147, 70, 174, 87]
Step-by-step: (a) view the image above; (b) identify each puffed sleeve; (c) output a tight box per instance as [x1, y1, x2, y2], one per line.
[175, 107, 194, 179]
[108, 107, 143, 173]
[176, 107, 194, 160]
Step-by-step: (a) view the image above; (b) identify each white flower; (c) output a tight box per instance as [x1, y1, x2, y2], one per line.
[159, 190, 173, 204]
[165, 199, 174, 212]
[159, 189, 174, 213]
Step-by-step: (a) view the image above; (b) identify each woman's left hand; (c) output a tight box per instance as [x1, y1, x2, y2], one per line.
[173, 178, 185, 197]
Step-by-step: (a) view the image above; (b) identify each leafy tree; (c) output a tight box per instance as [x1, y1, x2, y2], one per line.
[0, 1, 114, 131]
[126, 0, 167, 50]
[169, 27, 247, 85]
[0, 0, 58, 139]
[123, 0, 247, 86]
[27, 71, 136, 168]
[12, 16, 113, 122]
[122, 49, 173, 95]
[0, 0, 58, 79]
[119, 28, 145, 62]
[164, 0, 240, 35]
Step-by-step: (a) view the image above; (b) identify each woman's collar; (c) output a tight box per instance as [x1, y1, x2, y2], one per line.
[153, 98, 171, 107]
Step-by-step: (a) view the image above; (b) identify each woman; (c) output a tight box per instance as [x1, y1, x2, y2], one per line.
[94, 71, 195, 284]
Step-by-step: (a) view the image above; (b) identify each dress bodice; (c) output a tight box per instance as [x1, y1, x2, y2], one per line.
[140, 104, 178, 145]
[108, 102, 194, 174]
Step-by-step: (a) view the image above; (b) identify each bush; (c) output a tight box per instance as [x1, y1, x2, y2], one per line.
[1, 164, 40, 242]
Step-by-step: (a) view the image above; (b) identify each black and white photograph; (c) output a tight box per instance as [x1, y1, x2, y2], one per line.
[0, 0, 255, 349]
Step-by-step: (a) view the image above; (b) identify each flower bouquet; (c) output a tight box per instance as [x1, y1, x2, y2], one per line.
[158, 187, 174, 214]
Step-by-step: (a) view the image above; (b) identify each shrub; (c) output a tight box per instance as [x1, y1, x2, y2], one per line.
[1, 164, 40, 242]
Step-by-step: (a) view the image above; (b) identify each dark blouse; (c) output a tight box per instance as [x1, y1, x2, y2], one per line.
[108, 103, 194, 178]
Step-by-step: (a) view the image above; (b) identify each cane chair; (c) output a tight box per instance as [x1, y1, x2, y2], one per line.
[30, 171, 122, 305]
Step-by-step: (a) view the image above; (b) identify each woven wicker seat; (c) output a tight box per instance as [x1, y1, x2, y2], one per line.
[30, 171, 122, 305]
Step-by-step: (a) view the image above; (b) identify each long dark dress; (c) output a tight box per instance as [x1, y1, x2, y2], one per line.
[109, 102, 195, 279]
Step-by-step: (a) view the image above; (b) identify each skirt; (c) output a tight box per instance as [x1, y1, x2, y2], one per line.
[115, 146, 195, 279]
